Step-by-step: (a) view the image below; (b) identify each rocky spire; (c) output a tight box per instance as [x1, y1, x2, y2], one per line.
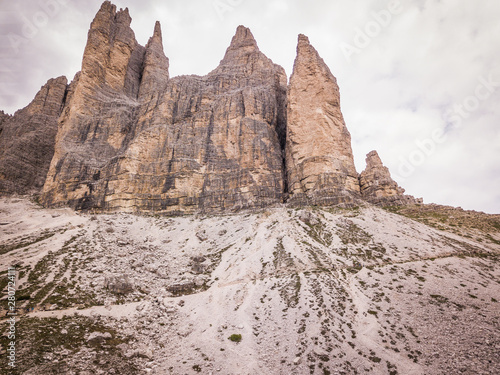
[359, 150, 421, 205]
[80, 1, 144, 96]
[0, 76, 67, 194]
[138, 21, 170, 100]
[213, 26, 261, 73]
[227, 25, 258, 51]
[285, 34, 360, 206]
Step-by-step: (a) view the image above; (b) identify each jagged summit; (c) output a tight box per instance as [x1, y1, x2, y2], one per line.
[228, 25, 258, 50]
[41, 8, 287, 213]
[1, 1, 421, 214]
[152, 20, 162, 41]
[214, 25, 265, 73]
[139, 21, 169, 99]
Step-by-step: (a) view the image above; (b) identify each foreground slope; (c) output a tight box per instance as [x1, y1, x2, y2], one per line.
[1, 198, 499, 374]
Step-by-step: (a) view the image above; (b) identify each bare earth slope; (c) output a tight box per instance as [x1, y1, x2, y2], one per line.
[1, 198, 499, 374]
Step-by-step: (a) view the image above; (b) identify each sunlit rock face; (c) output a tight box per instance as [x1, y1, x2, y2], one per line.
[41, 2, 287, 214]
[285, 34, 360, 207]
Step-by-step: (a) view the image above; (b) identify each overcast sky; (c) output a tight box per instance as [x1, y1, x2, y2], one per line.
[1, 0, 499, 213]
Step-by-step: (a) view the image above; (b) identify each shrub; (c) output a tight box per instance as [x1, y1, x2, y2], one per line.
[228, 334, 242, 343]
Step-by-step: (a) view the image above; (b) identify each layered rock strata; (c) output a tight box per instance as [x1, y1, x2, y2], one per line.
[0, 77, 68, 194]
[359, 150, 420, 205]
[285, 35, 360, 206]
[41, 2, 287, 214]
[0, 1, 421, 212]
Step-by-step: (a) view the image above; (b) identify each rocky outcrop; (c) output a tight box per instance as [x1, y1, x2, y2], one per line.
[0, 76, 68, 194]
[359, 150, 421, 205]
[41, 2, 286, 214]
[285, 35, 360, 206]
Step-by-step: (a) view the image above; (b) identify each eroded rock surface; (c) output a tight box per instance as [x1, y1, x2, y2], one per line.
[359, 150, 421, 205]
[285, 35, 360, 206]
[0, 76, 67, 194]
[41, 4, 287, 214]
[0, 1, 420, 212]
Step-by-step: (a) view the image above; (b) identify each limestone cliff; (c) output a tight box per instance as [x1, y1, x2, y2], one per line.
[285, 35, 360, 206]
[41, 2, 286, 214]
[0, 1, 421, 212]
[0, 76, 67, 194]
[359, 150, 421, 205]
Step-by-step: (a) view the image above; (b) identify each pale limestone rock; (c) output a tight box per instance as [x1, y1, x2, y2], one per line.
[41, 9, 286, 214]
[285, 34, 360, 206]
[0, 1, 427, 212]
[359, 150, 420, 206]
[138, 21, 169, 100]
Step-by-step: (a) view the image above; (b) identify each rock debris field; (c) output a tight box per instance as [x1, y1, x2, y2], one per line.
[1, 197, 499, 374]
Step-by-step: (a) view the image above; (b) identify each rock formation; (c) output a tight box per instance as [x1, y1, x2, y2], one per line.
[138, 21, 169, 99]
[0, 1, 421, 212]
[0, 76, 67, 194]
[285, 35, 360, 206]
[359, 150, 420, 205]
[41, 2, 287, 214]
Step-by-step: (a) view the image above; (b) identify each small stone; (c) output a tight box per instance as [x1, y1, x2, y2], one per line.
[196, 231, 208, 242]
[86, 331, 112, 342]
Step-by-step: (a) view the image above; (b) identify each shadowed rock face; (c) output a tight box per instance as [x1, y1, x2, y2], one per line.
[285, 35, 360, 207]
[0, 76, 68, 194]
[41, 2, 287, 214]
[359, 150, 420, 205]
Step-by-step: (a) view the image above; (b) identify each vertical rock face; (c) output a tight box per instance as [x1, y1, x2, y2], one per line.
[41, 7, 286, 214]
[138, 21, 169, 100]
[41, 2, 146, 210]
[359, 150, 420, 205]
[285, 35, 360, 206]
[80, 1, 144, 96]
[0, 76, 67, 194]
[1, 2, 423, 211]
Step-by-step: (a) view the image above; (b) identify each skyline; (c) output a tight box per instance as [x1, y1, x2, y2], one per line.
[1, 0, 499, 213]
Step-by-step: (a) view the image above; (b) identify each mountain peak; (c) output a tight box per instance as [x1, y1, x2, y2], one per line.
[298, 33, 310, 44]
[214, 25, 265, 72]
[139, 21, 169, 99]
[286, 34, 360, 205]
[222, 25, 259, 59]
[152, 21, 162, 42]
[92, 1, 131, 29]
[364, 150, 384, 169]
[230, 25, 258, 49]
